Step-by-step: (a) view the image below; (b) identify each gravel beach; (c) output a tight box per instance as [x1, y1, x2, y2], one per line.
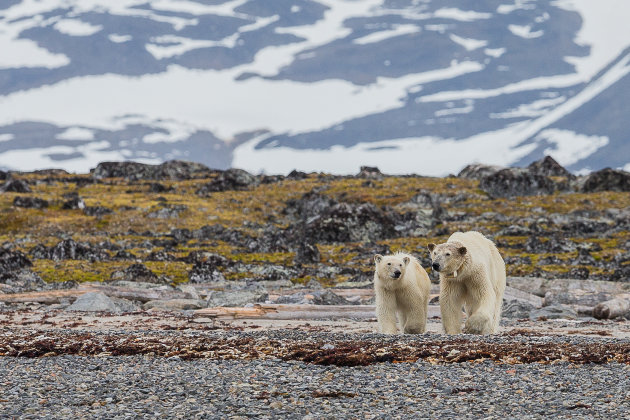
[1, 355, 628, 419]
[1, 326, 629, 419]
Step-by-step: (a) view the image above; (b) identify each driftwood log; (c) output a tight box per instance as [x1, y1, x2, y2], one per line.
[0, 284, 190, 304]
[593, 296, 630, 320]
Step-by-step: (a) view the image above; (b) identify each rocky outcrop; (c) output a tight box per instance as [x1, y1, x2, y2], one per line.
[581, 168, 630, 192]
[13, 196, 49, 209]
[527, 156, 574, 178]
[479, 168, 557, 198]
[92, 160, 211, 181]
[196, 168, 258, 194]
[457, 164, 504, 180]
[0, 179, 32, 193]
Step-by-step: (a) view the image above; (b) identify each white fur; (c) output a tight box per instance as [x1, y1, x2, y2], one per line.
[373, 252, 431, 334]
[431, 231, 506, 335]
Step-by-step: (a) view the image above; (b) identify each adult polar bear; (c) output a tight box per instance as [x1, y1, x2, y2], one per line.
[428, 231, 506, 334]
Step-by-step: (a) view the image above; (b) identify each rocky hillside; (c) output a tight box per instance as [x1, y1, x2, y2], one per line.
[0, 156, 628, 300]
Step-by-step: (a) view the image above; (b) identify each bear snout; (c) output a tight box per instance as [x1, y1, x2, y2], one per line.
[392, 270, 401, 278]
[432, 262, 440, 271]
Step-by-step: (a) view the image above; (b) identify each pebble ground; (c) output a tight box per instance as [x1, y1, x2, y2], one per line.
[1, 354, 628, 419]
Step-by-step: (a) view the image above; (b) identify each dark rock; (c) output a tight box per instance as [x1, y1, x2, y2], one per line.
[170, 228, 192, 243]
[196, 168, 258, 194]
[62, 196, 86, 210]
[180, 251, 230, 266]
[287, 170, 308, 180]
[311, 289, 355, 305]
[527, 156, 574, 178]
[112, 250, 137, 260]
[357, 166, 383, 180]
[581, 168, 630, 192]
[283, 191, 337, 221]
[565, 267, 590, 280]
[13, 196, 49, 209]
[480, 168, 556, 198]
[148, 182, 171, 193]
[110, 263, 166, 284]
[0, 248, 32, 271]
[294, 243, 320, 264]
[188, 260, 227, 283]
[457, 164, 504, 180]
[0, 179, 32, 193]
[92, 160, 211, 181]
[561, 218, 611, 235]
[304, 202, 398, 243]
[0, 170, 9, 180]
[48, 239, 109, 262]
[83, 206, 113, 217]
[0, 270, 45, 293]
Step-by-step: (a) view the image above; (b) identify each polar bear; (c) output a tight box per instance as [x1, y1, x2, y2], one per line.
[373, 252, 431, 334]
[428, 231, 506, 335]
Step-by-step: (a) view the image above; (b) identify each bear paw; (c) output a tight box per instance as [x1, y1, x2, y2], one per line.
[463, 314, 492, 335]
[403, 325, 426, 334]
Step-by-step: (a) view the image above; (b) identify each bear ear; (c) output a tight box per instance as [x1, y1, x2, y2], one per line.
[374, 254, 383, 264]
[428, 243, 436, 252]
[458, 246, 467, 256]
[402, 256, 410, 265]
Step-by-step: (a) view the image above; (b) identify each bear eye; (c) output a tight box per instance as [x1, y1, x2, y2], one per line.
[387, 262, 391, 266]
[446, 252, 451, 256]
[399, 264, 402, 267]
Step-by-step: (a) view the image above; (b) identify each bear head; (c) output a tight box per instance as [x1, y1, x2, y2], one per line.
[427, 241, 467, 278]
[374, 253, 410, 281]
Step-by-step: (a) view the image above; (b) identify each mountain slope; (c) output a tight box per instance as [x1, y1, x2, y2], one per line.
[0, 0, 628, 174]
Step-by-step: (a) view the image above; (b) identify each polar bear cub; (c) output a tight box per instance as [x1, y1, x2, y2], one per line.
[428, 231, 506, 335]
[373, 252, 431, 334]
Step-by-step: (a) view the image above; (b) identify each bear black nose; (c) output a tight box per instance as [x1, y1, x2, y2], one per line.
[393, 270, 401, 278]
[432, 262, 440, 271]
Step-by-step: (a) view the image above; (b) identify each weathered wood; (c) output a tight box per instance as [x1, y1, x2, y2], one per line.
[0, 288, 97, 304]
[196, 304, 441, 320]
[593, 296, 630, 320]
[0, 284, 190, 304]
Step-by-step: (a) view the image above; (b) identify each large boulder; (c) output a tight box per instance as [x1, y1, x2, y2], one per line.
[110, 263, 167, 284]
[305, 202, 398, 243]
[581, 168, 630, 192]
[479, 168, 557, 198]
[66, 292, 120, 312]
[527, 156, 573, 178]
[196, 168, 258, 194]
[0, 179, 31, 193]
[13, 196, 48, 209]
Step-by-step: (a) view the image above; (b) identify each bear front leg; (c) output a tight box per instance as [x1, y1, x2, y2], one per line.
[440, 292, 463, 334]
[463, 312, 493, 334]
[464, 294, 497, 334]
[403, 310, 426, 334]
[376, 290, 398, 334]
[402, 300, 427, 334]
